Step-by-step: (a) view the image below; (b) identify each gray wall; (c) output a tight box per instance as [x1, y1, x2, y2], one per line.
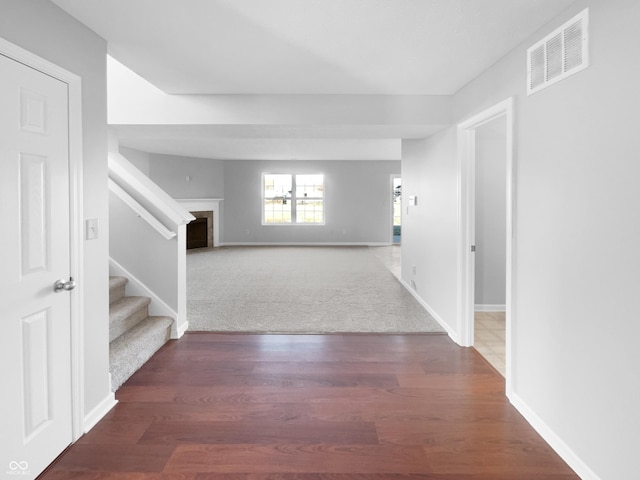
[147, 153, 225, 199]
[401, 0, 640, 477]
[0, 0, 110, 417]
[120, 149, 225, 200]
[119, 145, 150, 176]
[109, 193, 179, 309]
[223, 160, 400, 244]
[402, 134, 458, 326]
[118, 153, 399, 245]
[474, 117, 507, 307]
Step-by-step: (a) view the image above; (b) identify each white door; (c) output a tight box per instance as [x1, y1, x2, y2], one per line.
[0, 53, 73, 479]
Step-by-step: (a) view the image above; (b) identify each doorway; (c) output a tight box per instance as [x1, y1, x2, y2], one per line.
[473, 116, 507, 377]
[392, 175, 401, 244]
[457, 98, 514, 391]
[0, 38, 84, 479]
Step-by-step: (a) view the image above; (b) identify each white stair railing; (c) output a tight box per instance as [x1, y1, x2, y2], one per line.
[108, 152, 194, 231]
[108, 151, 194, 339]
[108, 178, 176, 240]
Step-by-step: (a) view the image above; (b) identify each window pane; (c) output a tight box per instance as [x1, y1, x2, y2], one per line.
[264, 174, 292, 224]
[264, 198, 291, 223]
[264, 174, 292, 199]
[393, 178, 402, 226]
[296, 174, 323, 198]
[296, 199, 323, 223]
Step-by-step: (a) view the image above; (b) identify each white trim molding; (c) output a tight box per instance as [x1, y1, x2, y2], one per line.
[457, 97, 515, 395]
[509, 393, 600, 480]
[400, 279, 459, 344]
[175, 198, 223, 247]
[83, 390, 117, 434]
[474, 304, 506, 312]
[175, 319, 190, 339]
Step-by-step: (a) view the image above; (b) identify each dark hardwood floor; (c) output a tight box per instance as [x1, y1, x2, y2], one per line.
[40, 333, 578, 479]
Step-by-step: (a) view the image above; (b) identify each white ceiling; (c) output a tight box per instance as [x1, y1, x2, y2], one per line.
[52, 0, 574, 95]
[51, 0, 575, 160]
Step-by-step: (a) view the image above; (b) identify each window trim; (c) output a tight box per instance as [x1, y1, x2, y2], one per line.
[262, 173, 325, 226]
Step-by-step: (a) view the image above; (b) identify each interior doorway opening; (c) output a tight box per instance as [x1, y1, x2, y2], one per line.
[392, 176, 402, 244]
[472, 115, 508, 377]
[457, 98, 514, 393]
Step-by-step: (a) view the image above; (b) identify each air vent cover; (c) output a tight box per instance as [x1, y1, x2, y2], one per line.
[527, 9, 589, 95]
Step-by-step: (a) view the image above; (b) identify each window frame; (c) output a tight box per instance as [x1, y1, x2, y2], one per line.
[262, 173, 325, 226]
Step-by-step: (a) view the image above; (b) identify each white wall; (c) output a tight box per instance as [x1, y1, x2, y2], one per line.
[0, 0, 110, 421]
[223, 160, 399, 244]
[109, 193, 179, 310]
[141, 152, 224, 241]
[147, 153, 224, 199]
[474, 117, 507, 307]
[402, 0, 640, 477]
[119, 145, 150, 176]
[401, 135, 458, 337]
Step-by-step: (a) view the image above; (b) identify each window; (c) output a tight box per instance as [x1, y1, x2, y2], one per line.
[263, 174, 324, 224]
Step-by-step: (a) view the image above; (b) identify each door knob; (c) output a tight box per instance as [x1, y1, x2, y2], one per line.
[54, 277, 76, 293]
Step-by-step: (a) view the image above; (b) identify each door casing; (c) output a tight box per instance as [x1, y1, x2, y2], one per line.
[457, 98, 515, 395]
[0, 37, 85, 441]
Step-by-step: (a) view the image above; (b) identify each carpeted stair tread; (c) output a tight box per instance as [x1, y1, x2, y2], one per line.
[109, 295, 151, 342]
[109, 276, 128, 305]
[109, 316, 173, 391]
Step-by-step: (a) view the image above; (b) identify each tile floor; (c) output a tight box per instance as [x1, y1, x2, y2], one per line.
[474, 311, 506, 377]
[368, 245, 402, 281]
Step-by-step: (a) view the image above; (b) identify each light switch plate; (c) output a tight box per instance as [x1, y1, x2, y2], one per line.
[86, 218, 99, 240]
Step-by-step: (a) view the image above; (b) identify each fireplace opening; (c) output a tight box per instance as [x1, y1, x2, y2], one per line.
[186, 210, 214, 249]
[187, 217, 207, 249]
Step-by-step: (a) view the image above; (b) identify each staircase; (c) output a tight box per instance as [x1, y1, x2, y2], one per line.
[109, 276, 174, 391]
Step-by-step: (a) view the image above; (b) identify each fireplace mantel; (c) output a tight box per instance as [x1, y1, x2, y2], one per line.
[175, 198, 223, 247]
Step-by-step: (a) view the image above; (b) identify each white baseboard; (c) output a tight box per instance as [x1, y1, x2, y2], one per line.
[109, 257, 179, 336]
[509, 392, 600, 480]
[221, 242, 392, 247]
[83, 391, 117, 434]
[175, 320, 189, 339]
[399, 278, 459, 344]
[475, 304, 506, 312]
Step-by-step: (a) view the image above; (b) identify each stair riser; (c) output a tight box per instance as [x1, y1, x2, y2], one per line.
[109, 284, 126, 305]
[109, 303, 149, 343]
[109, 276, 128, 305]
[108, 274, 174, 392]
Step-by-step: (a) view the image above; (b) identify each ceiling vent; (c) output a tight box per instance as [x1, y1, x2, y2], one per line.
[527, 9, 589, 95]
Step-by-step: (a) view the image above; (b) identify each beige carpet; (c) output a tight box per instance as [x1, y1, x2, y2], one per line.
[187, 246, 444, 334]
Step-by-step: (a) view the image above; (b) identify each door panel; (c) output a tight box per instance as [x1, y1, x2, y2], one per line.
[21, 153, 50, 274]
[0, 53, 72, 480]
